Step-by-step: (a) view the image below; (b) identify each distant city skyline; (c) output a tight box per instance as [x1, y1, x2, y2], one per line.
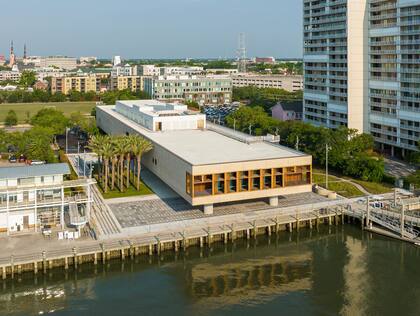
[0, 0, 302, 59]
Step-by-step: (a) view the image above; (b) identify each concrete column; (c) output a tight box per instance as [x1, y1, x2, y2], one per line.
[6, 191, 9, 236]
[94, 253, 98, 265]
[34, 261, 38, 274]
[61, 186, 65, 230]
[87, 184, 92, 221]
[1, 266, 5, 280]
[269, 196, 279, 207]
[199, 237, 204, 248]
[34, 189, 38, 232]
[204, 204, 214, 215]
[148, 244, 153, 256]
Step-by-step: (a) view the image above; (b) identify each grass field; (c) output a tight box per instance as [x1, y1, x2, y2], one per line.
[0, 102, 96, 123]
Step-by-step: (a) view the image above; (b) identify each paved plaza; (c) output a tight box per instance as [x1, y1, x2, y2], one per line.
[109, 192, 329, 228]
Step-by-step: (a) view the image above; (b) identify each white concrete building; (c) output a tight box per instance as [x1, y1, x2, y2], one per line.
[38, 56, 77, 70]
[97, 100, 313, 215]
[115, 100, 206, 132]
[0, 164, 95, 235]
[139, 65, 161, 77]
[232, 74, 304, 92]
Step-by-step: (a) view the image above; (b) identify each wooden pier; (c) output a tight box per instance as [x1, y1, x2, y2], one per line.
[0, 207, 346, 280]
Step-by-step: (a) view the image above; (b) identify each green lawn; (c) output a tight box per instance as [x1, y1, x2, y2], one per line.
[0, 102, 96, 123]
[313, 166, 393, 196]
[97, 182, 154, 199]
[324, 181, 365, 198]
[353, 179, 393, 195]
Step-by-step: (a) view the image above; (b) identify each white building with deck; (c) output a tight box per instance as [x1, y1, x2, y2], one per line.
[0, 163, 95, 235]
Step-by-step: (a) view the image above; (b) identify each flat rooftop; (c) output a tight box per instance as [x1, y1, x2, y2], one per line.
[0, 163, 70, 180]
[99, 106, 308, 166]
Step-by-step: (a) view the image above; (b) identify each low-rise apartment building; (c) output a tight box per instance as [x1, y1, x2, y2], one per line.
[96, 100, 312, 215]
[144, 75, 232, 105]
[110, 76, 143, 92]
[0, 164, 94, 235]
[51, 75, 100, 94]
[232, 74, 303, 92]
[0, 68, 21, 82]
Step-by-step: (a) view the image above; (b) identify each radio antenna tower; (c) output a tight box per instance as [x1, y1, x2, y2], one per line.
[237, 33, 247, 73]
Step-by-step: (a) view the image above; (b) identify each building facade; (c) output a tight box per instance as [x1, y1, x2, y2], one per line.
[0, 65, 21, 82]
[144, 75, 232, 105]
[303, 0, 420, 156]
[39, 56, 77, 70]
[51, 75, 100, 94]
[96, 100, 312, 215]
[368, 0, 420, 156]
[271, 101, 303, 121]
[110, 76, 143, 92]
[303, 0, 368, 131]
[0, 164, 94, 235]
[232, 74, 304, 92]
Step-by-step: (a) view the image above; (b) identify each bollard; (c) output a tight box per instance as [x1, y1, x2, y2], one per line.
[101, 244, 106, 264]
[73, 248, 78, 269]
[42, 251, 47, 274]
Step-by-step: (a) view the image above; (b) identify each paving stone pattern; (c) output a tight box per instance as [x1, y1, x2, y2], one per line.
[110, 192, 328, 228]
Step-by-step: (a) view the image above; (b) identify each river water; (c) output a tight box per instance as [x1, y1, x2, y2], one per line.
[1, 226, 419, 316]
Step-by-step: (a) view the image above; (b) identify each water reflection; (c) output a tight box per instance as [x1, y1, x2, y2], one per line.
[0, 226, 419, 316]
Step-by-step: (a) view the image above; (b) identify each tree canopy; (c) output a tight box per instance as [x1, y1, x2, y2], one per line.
[226, 106, 385, 182]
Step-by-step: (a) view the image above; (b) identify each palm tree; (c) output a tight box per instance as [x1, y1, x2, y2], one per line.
[110, 136, 119, 191]
[114, 136, 129, 192]
[132, 136, 153, 190]
[88, 134, 107, 186]
[101, 137, 114, 193]
[125, 135, 138, 189]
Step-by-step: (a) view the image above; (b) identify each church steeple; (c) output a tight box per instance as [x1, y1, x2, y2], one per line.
[23, 43, 27, 59]
[9, 40, 15, 67]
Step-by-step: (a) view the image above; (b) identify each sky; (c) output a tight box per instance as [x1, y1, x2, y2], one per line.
[0, 0, 302, 59]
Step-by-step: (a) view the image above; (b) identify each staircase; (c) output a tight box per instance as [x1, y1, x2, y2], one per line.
[90, 186, 123, 238]
[370, 211, 420, 240]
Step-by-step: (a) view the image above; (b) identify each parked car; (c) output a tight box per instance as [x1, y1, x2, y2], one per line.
[18, 155, 26, 163]
[8, 156, 17, 163]
[30, 160, 46, 165]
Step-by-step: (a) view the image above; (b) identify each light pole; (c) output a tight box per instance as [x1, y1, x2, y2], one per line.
[325, 144, 331, 190]
[65, 127, 70, 154]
